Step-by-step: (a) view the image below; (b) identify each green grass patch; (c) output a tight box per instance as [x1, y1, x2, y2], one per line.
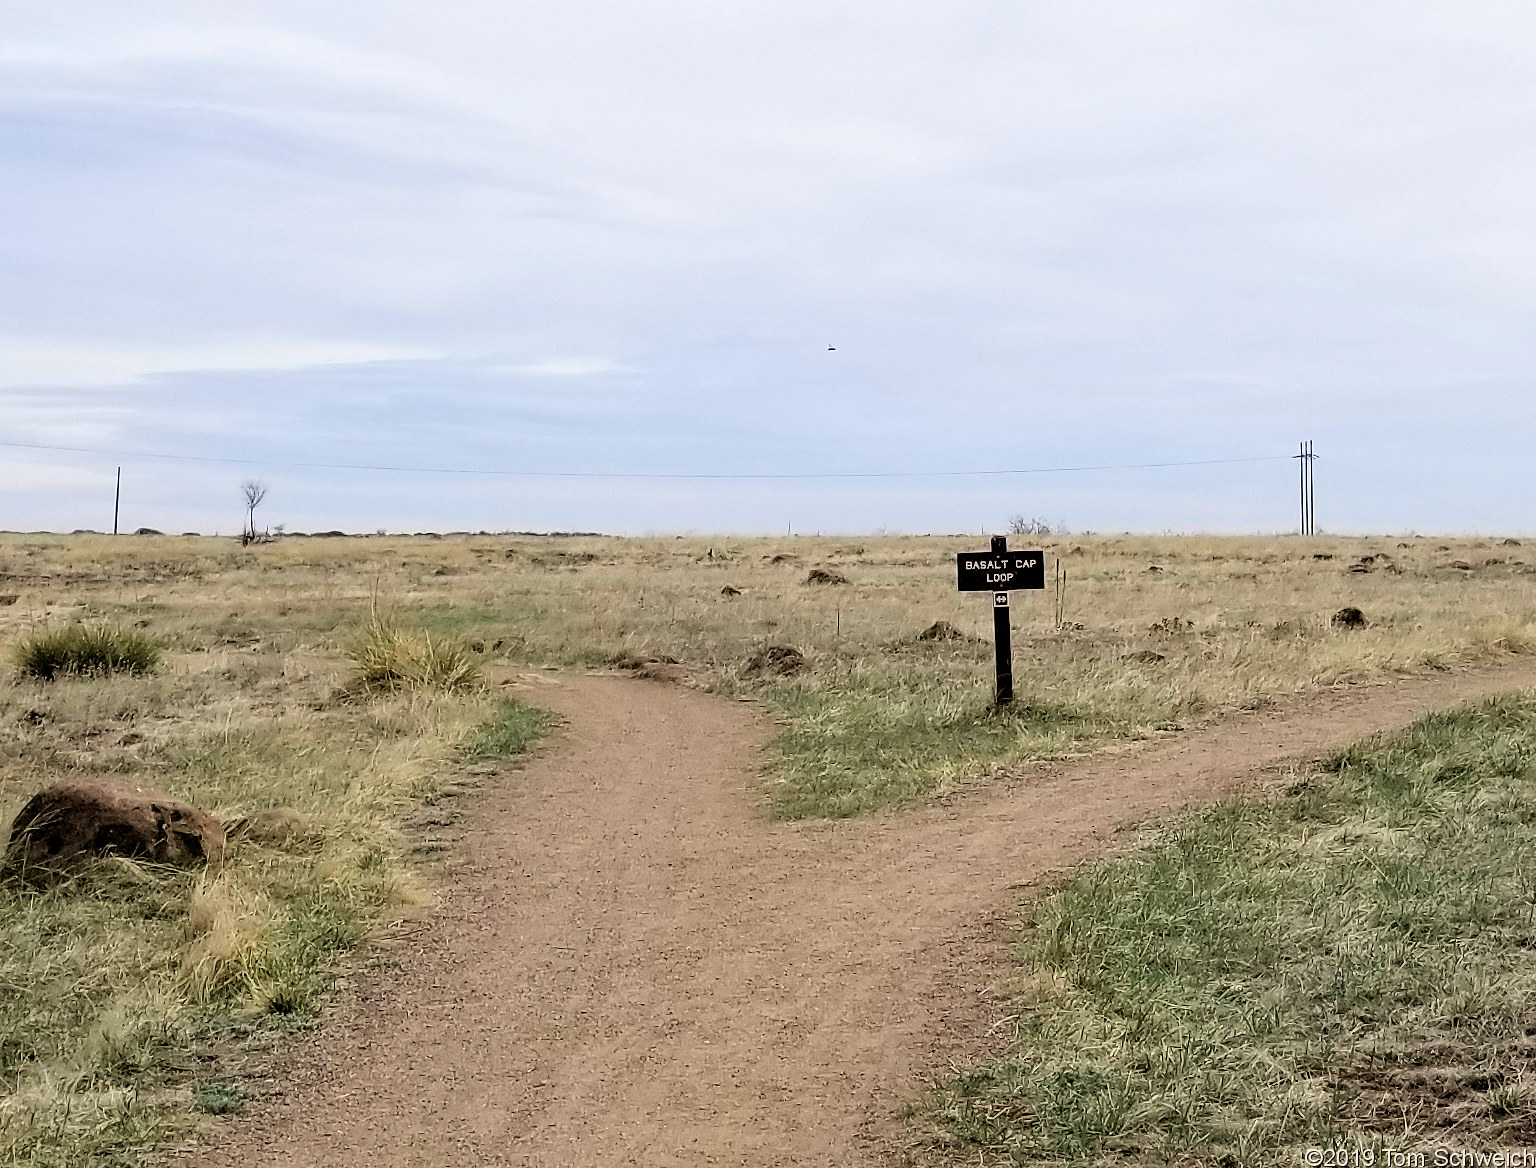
[193, 1080, 246, 1115]
[466, 698, 547, 759]
[11, 623, 161, 680]
[923, 690, 1536, 1163]
[764, 661, 1188, 819]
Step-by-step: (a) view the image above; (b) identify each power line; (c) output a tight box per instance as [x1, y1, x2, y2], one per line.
[0, 439, 1291, 481]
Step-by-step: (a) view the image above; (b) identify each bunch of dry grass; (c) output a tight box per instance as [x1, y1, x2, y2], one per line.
[348, 616, 481, 694]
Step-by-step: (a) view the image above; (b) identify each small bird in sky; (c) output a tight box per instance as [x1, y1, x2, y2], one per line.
[827, 345, 836, 351]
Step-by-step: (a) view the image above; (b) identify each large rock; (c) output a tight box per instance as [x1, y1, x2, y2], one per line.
[4, 779, 224, 874]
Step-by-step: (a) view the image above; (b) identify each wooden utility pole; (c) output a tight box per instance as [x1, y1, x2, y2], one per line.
[113, 467, 121, 536]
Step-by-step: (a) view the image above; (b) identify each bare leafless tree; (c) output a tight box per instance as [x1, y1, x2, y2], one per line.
[1008, 514, 1058, 536]
[240, 480, 268, 544]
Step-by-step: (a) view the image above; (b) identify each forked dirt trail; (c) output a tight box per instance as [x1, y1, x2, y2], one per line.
[192, 660, 1536, 1167]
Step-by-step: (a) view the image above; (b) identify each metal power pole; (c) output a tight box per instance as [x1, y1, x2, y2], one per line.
[990, 534, 1013, 705]
[1307, 441, 1316, 535]
[113, 467, 121, 536]
[1297, 442, 1318, 535]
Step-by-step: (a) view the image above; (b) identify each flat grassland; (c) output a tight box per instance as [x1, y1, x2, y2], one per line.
[0, 530, 1531, 1163]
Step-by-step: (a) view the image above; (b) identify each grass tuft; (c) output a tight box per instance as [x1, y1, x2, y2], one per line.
[348, 616, 481, 694]
[11, 623, 161, 680]
[193, 1080, 245, 1115]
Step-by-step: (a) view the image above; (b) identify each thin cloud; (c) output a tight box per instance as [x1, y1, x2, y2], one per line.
[509, 358, 632, 378]
[0, 339, 432, 388]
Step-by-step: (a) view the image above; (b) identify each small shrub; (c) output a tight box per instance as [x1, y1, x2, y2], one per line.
[12, 624, 161, 680]
[349, 616, 481, 694]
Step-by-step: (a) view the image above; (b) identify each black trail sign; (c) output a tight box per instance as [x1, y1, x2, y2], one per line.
[955, 548, 1045, 592]
[957, 536, 1046, 704]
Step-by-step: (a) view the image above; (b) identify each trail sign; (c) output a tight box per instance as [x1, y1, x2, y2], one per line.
[958, 537, 1046, 705]
[956, 549, 1045, 592]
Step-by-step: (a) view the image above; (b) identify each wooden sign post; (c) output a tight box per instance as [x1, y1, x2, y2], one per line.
[956, 535, 1045, 705]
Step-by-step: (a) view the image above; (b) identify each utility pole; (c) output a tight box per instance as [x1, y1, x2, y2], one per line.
[113, 467, 121, 536]
[1296, 442, 1317, 535]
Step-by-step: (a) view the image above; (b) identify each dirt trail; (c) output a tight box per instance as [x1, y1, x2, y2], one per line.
[189, 659, 1536, 1167]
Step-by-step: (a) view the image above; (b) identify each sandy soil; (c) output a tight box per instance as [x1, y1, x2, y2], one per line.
[184, 659, 1536, 1167]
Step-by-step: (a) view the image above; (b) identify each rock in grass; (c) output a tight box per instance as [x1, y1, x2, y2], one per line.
[804, 568, 849, 585]
[720, 585, 742, 596]
[3, 778, 224, 875]
[1332, 606, 1368, 629]
[225, 807, 309, 845]
[743, 645, 806, 677]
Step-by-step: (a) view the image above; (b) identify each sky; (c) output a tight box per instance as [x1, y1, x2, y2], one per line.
[2, 2, 1535, 535]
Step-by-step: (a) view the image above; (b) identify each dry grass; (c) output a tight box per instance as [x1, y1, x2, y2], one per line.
[0, 535, 553, 1163]
[0, 529, 1530, 1161]
[5, 531, 1534, 819]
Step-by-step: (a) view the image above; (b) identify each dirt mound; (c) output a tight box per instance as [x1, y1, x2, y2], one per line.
[609, 650, 679, 669]
[4, 779, 223, 875]
[609, 651, 688, 683]
[1332, 606, 1368, 629]
[743, 645, 807, 676]
[1124, 649, 1166, 664]
[916, 621, 968, 642]
[1503, 538, 1522, 546]
[805, 568, 849, 585]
